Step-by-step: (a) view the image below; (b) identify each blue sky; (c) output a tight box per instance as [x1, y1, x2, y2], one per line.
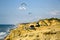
[0, 0, 60, 24]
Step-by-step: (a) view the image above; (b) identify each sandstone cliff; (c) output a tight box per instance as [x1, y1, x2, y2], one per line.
[5, 18, 60, 40]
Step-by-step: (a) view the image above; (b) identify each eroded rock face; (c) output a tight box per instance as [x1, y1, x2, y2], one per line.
[5, 18, 60, 40]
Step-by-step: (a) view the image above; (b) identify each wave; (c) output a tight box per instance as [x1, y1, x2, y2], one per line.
[0, 32, 7, 39]
[0, 24, 17, 40]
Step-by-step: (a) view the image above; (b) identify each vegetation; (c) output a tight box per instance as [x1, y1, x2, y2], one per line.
[5, 18, 60, 40]
[45, 18, 60, 21]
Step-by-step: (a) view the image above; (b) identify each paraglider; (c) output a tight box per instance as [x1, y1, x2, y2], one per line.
[21, 3, 27, 6]
[19, 2, 32, 15]
[28, 12, 32, 15]
[19, 2, 27, 10]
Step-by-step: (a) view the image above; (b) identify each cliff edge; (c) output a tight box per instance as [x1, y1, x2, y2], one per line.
[5, 18, 60, 40]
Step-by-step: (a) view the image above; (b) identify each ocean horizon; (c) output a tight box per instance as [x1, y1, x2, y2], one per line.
[0, 24, 16, 40]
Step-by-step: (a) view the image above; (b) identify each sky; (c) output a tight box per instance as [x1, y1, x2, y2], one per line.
[0, 0, 60, 24]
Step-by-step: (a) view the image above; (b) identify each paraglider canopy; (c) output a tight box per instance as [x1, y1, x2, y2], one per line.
[21, 3, 27, 6]
[19, 2, 27, 11]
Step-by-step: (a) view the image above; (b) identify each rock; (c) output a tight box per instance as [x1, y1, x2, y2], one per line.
[5, 18, 60, 40]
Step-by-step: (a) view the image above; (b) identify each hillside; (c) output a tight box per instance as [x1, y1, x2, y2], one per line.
[5, 18, 60, 40]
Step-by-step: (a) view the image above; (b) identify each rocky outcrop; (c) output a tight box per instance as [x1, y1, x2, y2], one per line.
[5, 18, 60, 40]
[38, 18, 60, 26]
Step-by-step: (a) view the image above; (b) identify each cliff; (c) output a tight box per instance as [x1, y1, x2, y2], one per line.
[5, 18, 60, 40]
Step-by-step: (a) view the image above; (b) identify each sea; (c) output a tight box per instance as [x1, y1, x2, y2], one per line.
[0, 24, 16, 40]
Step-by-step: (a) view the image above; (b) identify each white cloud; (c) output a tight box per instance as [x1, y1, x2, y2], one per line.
[18, 6, 27, 10]
[50, 10, 60, 15]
